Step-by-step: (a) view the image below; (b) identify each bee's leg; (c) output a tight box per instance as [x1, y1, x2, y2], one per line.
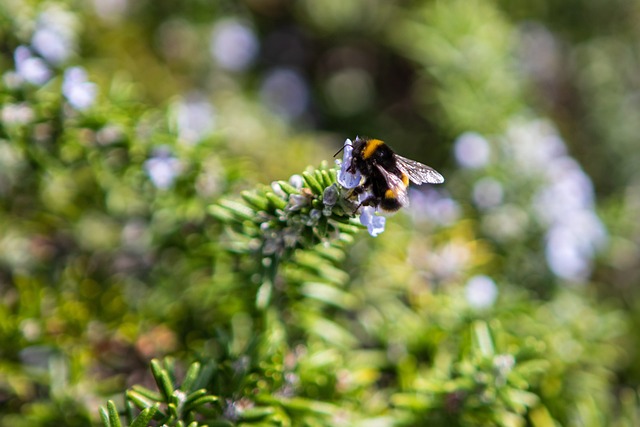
[354, 198, 376, 214]
[344, 178, 374, 214]
[345, 178, 368, 198]
[352, 190, 375, 214]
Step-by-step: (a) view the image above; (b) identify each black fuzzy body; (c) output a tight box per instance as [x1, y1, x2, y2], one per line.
[348, 138, 407, 212]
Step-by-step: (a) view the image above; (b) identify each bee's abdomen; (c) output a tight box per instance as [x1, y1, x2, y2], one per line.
[379, 196, 402, 212]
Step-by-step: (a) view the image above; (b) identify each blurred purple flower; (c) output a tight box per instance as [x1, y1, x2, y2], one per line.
[408, 188, 460, 226]
[465, 275, 498, 309]
[473, 177, 504, 209]
[210, 19, 258, 72]
[454, 132, 491, 169]
[545, 212, 607, 282]
[507, 119, 567, 174]
[259, 68, 309, 120]
[144, 148, 181, 189]
[32, 28, 71, 65]
[14, 46, 51, 85]
[501, 118, 608, 282]
[174, 93, 216, 144]
[31, 7, 77, 65]
[533, 158, 595, 224]
[62, 67, 97, 110]
[545, 226, 591, 282]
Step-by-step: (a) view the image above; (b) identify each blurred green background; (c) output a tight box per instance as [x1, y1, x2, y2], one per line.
[2, 0, 640, 426]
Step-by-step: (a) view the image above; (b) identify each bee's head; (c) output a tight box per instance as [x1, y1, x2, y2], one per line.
[350, 136, 369, 156]
[334, 136, 365, 158]
[352, 136, 366, 149]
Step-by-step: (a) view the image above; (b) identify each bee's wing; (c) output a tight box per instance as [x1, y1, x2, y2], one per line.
[375, 164, 410, 207]
[395, 154, 445, 185]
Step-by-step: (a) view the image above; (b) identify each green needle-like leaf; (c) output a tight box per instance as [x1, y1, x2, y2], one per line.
[130, 406, 159, 427]
[107, 400, 123, 427]
[184, 395, 220, 412]
[301, 171, 323, 195]
[99, 405, 110, 427]
[180, 362, 201, 393]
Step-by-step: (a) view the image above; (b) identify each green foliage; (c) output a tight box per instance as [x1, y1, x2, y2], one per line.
[2, 1, 640, 427]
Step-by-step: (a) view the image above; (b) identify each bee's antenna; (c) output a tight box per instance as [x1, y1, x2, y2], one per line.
[333, 144, 351, 158]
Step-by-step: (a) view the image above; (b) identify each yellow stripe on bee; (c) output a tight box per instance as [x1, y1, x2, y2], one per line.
[362, 139, 385, 159]
[384, 189, 396, 199]
[401, 173, 409, 186]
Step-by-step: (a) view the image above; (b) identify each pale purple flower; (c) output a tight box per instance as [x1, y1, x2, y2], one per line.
[322, 184, 339, 207]
[286, 194, 309, 212]
[465, 275, 498, 309]
[32, 27, 72, 65]
[210, 20, 258, 72]
[31, 7, 77, 64]
[62, 67, 97, 110]
[545, 212, 607, 282]
[545, 226, 591, 282]
[14, 46, 51, 85]
[336, 139, 361, 189]
[506, 119, 567, 174]
[472, 177, 504, 209]
[289, 174, 304, 189]
[408, 188, 460, 226]
[259, 68, 308, 120]
[174, 94, 216, 144]
[501, 118, 607, 281]
[533, 158, 595, 225]
[270, 182, 286, 198]
[144, 148, 181, 189]
[360, 206, 386, 237]
[454, 132, 491, 169]
[322, 184, 339, 216]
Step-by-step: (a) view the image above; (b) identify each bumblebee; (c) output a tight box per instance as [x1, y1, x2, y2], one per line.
[336, 136, 444, 212]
